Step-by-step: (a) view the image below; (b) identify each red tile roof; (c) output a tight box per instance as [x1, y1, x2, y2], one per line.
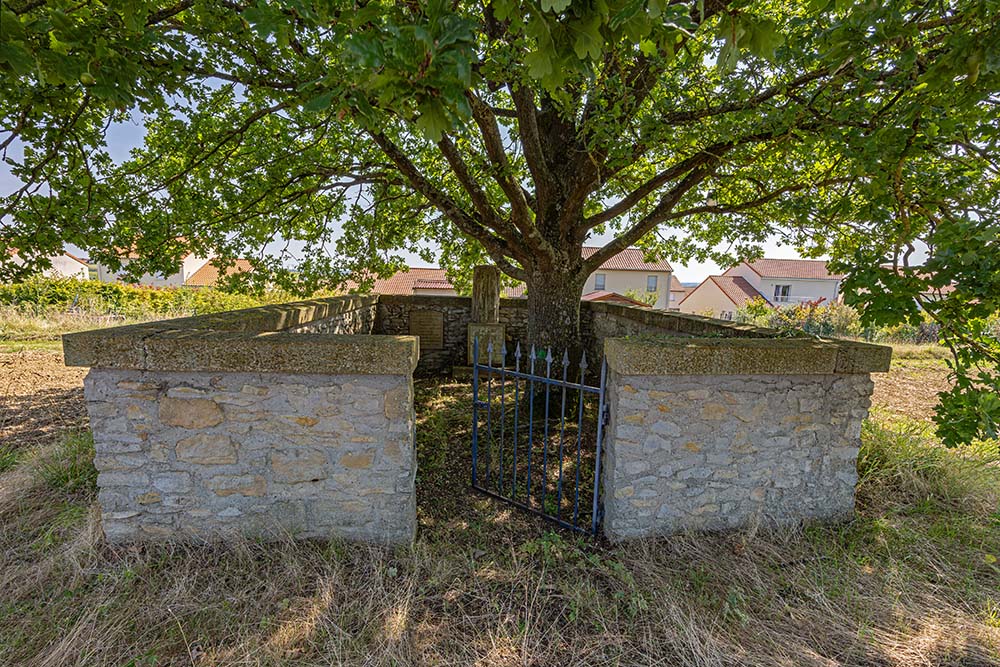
[184, 259, 254, 287]
[736, 258, 843, 280]
[582, 290, 652, 307]
[64, 252, 90, 266]
[680, 276, 769, 308]
[582, 246, 672, 272]
[360, 268, 524, 297]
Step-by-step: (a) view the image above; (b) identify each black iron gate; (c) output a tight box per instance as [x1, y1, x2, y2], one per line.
[471, 338, 607, 536]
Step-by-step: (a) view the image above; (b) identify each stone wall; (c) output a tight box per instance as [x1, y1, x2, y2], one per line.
[581, 301, 776, 362]
[600, 337, 890, 540]
[64, 297, 419, 545]
[86, 369, 414, 544]
[285, 296, 376, 335]
[376, 295, 528, 374]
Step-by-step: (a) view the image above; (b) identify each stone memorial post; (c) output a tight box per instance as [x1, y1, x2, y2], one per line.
[467, 264, 506, 364]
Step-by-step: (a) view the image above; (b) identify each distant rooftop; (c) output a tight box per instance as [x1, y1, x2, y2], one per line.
[734, 258, 843, 280]
[582, 246, 672, 272]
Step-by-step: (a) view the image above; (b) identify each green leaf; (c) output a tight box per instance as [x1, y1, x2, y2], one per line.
[572, 16, 604, 61]
[303, 91, 334, 112]
[540, 0, 572, 13]
[525, 49, 554, 79]
[0, 43, 35, 76]
[415, 100, 450, 142]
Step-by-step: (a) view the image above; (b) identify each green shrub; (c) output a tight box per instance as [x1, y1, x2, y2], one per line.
[0, 277, 307, 321]
[35, 431, 98, 495]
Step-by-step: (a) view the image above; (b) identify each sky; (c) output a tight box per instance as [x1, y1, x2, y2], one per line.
[2, 114, 813, 286]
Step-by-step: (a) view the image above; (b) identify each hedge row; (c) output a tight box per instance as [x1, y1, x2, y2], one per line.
[0, 277, 299, 318]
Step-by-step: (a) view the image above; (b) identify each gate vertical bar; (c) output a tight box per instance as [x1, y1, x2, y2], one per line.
[591, 358, 608, 536]
[498, 344, 507, 492]
[511, 343, 522, 497]
[471, 336, 480, 487]
[526, 346, 536, 506]
[485, 341, 494, 486]
[541, 348, 553, 512]
[555, 349, 569, 518]
[572, 352, 588, 527]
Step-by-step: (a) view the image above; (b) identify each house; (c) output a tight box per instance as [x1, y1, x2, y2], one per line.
[96, 250, 215, 287]
[678, 275, 769, 320]
[724, 259, 843, 306]
[679, 259, 843, 319]
[355, 247, 673, 306]
[581, 246, 673, 309]
[8, 249, 91, 280]
[182, 259, 254, 288]
[353, 267, 524, 297]
[581, 290, 652, 308]
[667, 280, 691, 310]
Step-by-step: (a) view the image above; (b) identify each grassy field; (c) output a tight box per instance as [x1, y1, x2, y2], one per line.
[1, 336, 998, 665]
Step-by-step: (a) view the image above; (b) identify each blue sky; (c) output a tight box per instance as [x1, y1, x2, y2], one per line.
[2, 114, 811, 285]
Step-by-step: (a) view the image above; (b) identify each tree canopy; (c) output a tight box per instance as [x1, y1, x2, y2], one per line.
[1, 0, 998, 443]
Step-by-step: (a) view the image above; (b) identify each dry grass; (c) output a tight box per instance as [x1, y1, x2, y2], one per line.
[1, 354, 998, 666]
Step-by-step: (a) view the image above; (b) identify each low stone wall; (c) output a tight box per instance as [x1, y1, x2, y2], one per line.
[581, 301, 776, 362]
[376, 295, 528, 374]
[64, 296, 418, 545]
[600, 337, 890, 540]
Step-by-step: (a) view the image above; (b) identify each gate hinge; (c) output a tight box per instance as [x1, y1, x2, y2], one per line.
[601, 404, 610, 426]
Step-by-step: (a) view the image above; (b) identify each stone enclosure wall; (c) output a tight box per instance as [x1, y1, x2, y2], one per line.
[376, 295, 528, 375]
[87, 369, 414, 543]
[65, 296, 419, 545]
[600, 337, 889, 540]
[66, 291, 891, 544]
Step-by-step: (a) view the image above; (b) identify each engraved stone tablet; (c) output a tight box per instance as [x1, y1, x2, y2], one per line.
[467, 323, 506, 364]
[409, 310, 444, 350]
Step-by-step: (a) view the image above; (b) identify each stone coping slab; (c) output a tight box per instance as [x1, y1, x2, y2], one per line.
[63, 295, 418, 375]
[604, 336, 891, 375]
[583, 301, 780, 338]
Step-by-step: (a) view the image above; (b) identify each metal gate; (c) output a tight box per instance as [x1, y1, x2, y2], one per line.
[471, 338, 607, 536]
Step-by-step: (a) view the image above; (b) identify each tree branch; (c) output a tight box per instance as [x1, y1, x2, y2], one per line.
[368, 128, 527, 278]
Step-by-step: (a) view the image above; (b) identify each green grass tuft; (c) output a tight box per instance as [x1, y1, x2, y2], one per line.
[0, 445, 18, 473]
[34, 431, 98, 495]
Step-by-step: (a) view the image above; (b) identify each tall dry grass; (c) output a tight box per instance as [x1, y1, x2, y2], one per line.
[1, 416, 998, 666]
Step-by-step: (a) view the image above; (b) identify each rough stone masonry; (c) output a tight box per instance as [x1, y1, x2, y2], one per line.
[63, 297, 419, 545]
[601, 337, 890, 540]
[86, 369, 415, 544]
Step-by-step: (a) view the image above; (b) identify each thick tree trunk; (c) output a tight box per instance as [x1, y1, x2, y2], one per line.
[525, 268, 587, 357]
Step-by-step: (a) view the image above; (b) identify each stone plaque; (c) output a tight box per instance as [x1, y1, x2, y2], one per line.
[409, 310, 444, 350]
[467, 323, 506, 364]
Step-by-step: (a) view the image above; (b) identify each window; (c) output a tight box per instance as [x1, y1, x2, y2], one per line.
[721, 311, 734, 320]
[594, 273, 606, 290]
[773, 284, 791, 302]
[646, 275, 658, 292]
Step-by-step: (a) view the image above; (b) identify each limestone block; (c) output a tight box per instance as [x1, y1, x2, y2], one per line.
[159, 397, 224, 429]
[176, 433, 238, 465]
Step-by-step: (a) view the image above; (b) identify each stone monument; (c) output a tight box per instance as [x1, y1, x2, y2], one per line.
[467, 265, 506, 364]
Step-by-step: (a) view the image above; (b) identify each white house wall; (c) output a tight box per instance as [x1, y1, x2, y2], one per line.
[754, 277, 840, 306]
[46, 255, 89, 279]
[583, 269, 672, 309]
[97, 254, 214, 287]
[11, 253, 89, 279]
[677, 280, 738, 319]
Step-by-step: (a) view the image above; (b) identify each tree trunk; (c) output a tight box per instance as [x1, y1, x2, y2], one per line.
[525, 268, 587, 357]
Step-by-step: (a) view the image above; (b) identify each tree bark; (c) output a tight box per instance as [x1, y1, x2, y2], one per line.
[525, 267, 587, 357]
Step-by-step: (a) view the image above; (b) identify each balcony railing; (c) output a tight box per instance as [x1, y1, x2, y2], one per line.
[771, 295, 817, 304]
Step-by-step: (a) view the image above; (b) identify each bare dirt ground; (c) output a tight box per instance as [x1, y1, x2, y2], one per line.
[0, 349, 88, 453]
[870, 359, 952, 423]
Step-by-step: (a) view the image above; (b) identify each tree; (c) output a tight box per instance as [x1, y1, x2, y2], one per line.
[1, 0, 998, 441]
